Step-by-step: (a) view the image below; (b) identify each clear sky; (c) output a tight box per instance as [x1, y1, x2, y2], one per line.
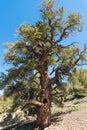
[0, 0, 87, 94]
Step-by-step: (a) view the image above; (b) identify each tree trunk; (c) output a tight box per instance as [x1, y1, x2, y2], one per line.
[36, 65, 51, 130]
[36, 87, 51, 130]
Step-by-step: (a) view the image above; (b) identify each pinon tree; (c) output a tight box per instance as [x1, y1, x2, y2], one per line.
[69, 68, 87, 98]
[0, 0, 87, 129]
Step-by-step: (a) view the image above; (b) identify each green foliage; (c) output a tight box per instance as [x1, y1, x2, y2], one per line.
[52, 83, 69, 107]
[68, 13, 81, 24]
[0, 96, 13, 114]
[69, 69, 87, 98]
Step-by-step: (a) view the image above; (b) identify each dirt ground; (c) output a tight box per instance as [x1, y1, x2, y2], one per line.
[47, 108, 87, 130]
[47, 98, 87, 130]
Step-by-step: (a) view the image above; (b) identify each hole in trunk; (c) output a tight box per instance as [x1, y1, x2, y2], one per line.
[43, 98, 48, 104]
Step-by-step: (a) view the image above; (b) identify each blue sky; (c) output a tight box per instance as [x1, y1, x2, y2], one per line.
[0, 0, 87, 94]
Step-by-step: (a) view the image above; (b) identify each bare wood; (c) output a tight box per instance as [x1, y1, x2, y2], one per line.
[28, 100, 42, 106]
[22, 100, 42, 109]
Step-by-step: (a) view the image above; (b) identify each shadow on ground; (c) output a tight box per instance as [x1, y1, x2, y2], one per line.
[0, 120, 36, 130]
[0, 110, 76, 130]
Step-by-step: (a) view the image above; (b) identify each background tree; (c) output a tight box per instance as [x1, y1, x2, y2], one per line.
[0, 96, 13, 114]
[0, 0, 87, 129]
[68, 68, 87, 98]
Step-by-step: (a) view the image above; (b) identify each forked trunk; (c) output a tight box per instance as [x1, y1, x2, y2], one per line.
[36, 67, 51, 130]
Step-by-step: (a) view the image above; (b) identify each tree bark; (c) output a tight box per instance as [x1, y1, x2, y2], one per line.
[36, 64, 51, 130]
[36, 87, 51, 130]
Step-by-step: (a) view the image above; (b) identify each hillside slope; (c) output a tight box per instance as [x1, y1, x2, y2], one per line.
[47, 107, 87, 130]
[47, 98, 87, 130]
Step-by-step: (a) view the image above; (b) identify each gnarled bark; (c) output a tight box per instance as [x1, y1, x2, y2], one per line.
[36, 63, 51, 130]
[36, 87, 51, 130]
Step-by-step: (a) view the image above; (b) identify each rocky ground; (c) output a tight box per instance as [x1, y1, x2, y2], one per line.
[47, 108, 87, 130]
[47, 97, 87, 130]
